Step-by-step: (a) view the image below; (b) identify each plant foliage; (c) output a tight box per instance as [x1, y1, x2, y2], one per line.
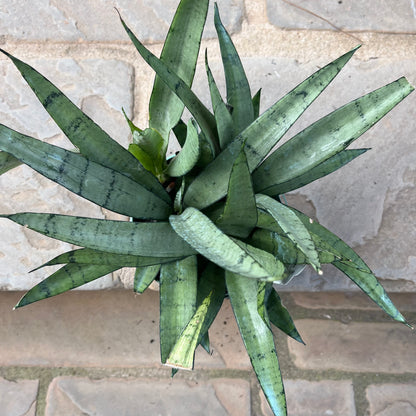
[0, 1, 413, 414]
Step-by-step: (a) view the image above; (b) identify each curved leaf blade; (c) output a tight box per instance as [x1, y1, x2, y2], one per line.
[2, 213, 196, 258]
[15, 264, 118, 308]
[149, 0, 209, 140]
[160, 256, 198, 363]
[0, 125, 172, 219]
[265, 148, 370, 196]
[184, 46, 360, 209]
[216, 148, 257, 238]
[214, 3, 254, 134]
[169, 207, 285, 281]
[134, 265, 161, 293]
[0, 49, 170, 204]
[254, 77, 414, 195]
[0, 151, 22, 175]
[256, 195, 321, 272]
[226, 271, 287, 416]
[166, 119, 199, 177]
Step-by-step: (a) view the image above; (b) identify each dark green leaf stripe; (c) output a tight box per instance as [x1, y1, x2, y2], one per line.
[226, 271, 287, 416]
[15, 264, 119, 308]
[266, 148, 370, 196]
[2, 213, 197, 257]
[254, 78, 414, 195]
[0, 150, 22, 175]
[252, 89, 262, 120]
[149, 0, 209, 140]
[160, 256, 198, 363]
[214, 3, 254, 134]
[184, 46, 360, 209]
[118, 14, 219, 155]
[216, 148, 257, 238]
[32, 248, 180, 270]
[0, 49, 170, 204]
[0, 125, 172, 219]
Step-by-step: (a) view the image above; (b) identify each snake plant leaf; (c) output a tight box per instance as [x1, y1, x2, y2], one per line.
[257, 281, 273, 327]
[2, 213, 197, 258]
[254, 77, 414, 195]
[15, 263, 119, 309]
[160, 256, 198, 363]
[289, 207, 409, 325]
[184, 46, 360, 209]
[0, 49, 170, 204]
[205, 51, 234, 149]
[216, 148, 257, 238]
[214, 3, 254, 134]
[0, 151, 22, 175]
[256, 194, 321, 272]
[267, 290, 305, 345]
[134, 265, 161, 293]
[252, 88, 262, 120]
[169, 207, 285, 281]
[32, 248, 179, 270]
[166, 119, 199, 177]
[118, 14, 219, 155]
[226, 271, 287, 416]
[266, 148, 370, 196]
[149, 0, 209, 141]
[0, 125, 171, 220]
[251, 228, 339, 266]
[166, 290, 212, 369]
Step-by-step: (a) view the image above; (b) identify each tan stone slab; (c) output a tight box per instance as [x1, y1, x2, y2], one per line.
[291, 292, 416, 311]
[288, 320, 416, 373]
[0, 290, 252, 369]
[0, 378, 38, 416]
[45, 376, 250, 416]
[261, 379, 355, 416]
[366, 383, 416, 416]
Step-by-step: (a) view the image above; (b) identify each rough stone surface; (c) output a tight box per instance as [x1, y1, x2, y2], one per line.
[366, 383, 416, 416]
[267, 0, 416, 33]
[0, 0, 244, 42]
[0, 57, 134, 290]
[0, 378, 38, 416]
[45, 376, 250, 416]
[261, 379, 356, 416]
[0, 290, 247, 369]
[288, 320, 416, 373]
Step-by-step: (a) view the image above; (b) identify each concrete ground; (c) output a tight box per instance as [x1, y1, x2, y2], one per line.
[1, 290, 415, 416]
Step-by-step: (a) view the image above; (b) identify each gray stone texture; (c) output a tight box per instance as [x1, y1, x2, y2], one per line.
[193, 54, 416, 291]
[0, 378, 38, 416]
[267, 0, 416, 33]
[45, 376, 250, 416]
[288, 320, 416, 373]
[366, 383, 416, 416]
[261, 379, 356, 416]
[0, 290, 249, 369]
[0, 0, 244, 42]
[0, 57, 134, 290]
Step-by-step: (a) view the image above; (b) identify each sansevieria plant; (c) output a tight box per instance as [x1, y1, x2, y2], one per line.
[0, 1, 413, 414]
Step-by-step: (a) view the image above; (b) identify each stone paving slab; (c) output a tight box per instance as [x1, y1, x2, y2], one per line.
[0, 290, 249, 369]
[0, 377, 38, 416]
[288, 320, 416, 373]
[261, 379, 356, 416]
[45, 376, 250, 416]
[366, 383, 416, 416]
[0, 0, 244, 43]
[267, 0, 416, 33]
[291, 292, 416, 311]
